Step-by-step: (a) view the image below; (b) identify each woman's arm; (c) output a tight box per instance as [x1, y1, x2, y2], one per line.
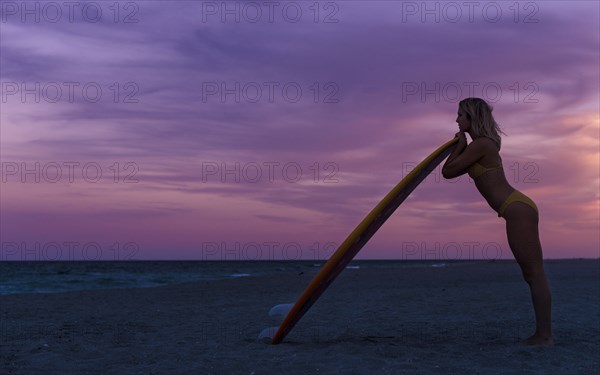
[446, 133, 468, 164]
[442, 132, 467, 179]
[441, 132, 489, 179]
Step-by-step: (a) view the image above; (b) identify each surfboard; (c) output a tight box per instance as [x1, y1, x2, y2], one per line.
[270, 137, 459, 344]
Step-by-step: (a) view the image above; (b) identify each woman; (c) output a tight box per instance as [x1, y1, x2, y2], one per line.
[441, 97, 553, 346]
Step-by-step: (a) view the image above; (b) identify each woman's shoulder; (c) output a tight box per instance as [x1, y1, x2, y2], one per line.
[472, 136, 499, 150]
[472, 137, 501, 164]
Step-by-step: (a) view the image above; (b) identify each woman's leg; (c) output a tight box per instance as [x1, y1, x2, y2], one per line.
[504, 201, 553, 345]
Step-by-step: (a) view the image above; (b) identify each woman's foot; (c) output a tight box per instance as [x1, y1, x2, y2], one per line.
[520, 334, 554, 346]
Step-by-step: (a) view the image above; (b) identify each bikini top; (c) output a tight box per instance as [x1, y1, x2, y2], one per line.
[468, 162, 503, 179]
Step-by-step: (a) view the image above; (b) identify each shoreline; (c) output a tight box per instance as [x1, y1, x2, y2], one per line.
[1, 260, 598, 374]
[0, 259, 596, 297]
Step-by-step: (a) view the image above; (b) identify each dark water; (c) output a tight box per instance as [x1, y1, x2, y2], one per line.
[0, 260, 476, 295]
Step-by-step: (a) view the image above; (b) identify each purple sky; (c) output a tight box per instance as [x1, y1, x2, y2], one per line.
[1, 1, 598, 260]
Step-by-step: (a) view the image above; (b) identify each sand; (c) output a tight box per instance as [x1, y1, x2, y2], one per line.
[1, 260, 598, 374]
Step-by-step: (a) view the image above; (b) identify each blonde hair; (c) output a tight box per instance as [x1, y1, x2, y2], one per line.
[459, 97, 506, 150]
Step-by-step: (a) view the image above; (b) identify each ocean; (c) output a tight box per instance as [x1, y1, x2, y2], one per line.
[0, 260, 474, 295]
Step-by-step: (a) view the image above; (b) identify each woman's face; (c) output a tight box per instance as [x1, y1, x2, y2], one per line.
[456, 107, 471, 133]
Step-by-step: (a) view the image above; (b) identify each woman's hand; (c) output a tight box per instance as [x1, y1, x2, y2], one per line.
[455, 131, 467, 144]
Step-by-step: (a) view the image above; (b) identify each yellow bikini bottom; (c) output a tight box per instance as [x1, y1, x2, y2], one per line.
[497, 190, 538, 218]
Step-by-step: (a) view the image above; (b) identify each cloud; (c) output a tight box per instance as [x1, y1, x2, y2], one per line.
[1, 1, 598, 258]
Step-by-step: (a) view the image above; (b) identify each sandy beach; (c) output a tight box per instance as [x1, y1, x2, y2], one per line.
[1, 259, 598, 374]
